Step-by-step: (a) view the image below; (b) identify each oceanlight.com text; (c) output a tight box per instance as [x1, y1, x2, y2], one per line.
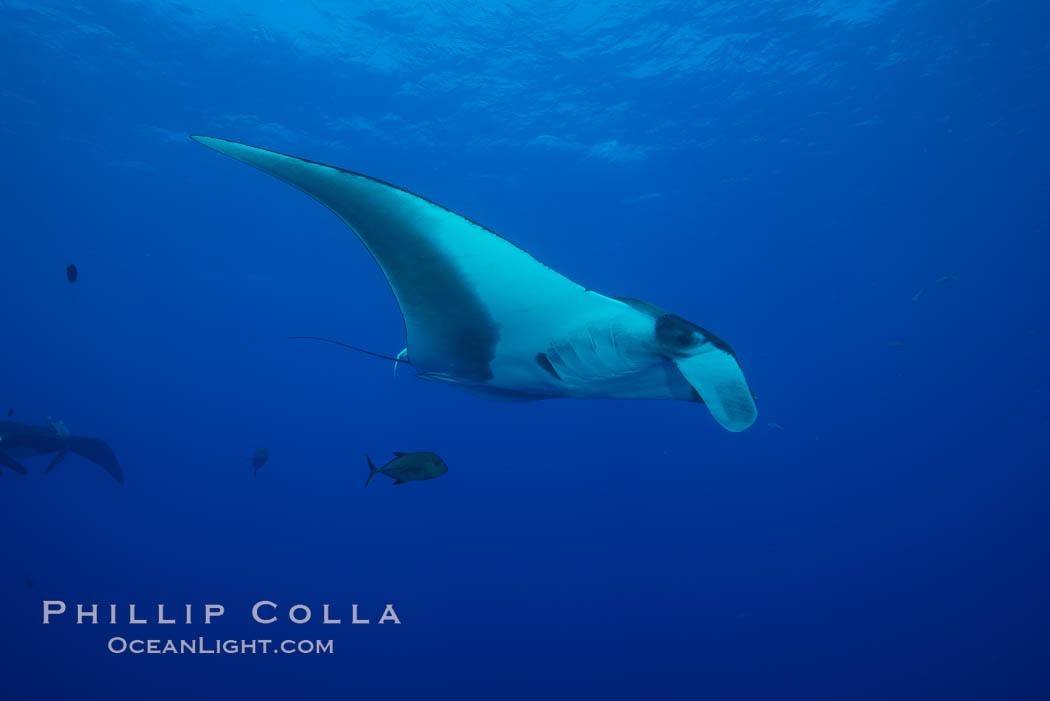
[107, 637, 334, 655]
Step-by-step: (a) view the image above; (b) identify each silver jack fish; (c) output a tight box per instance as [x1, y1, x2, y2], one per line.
[365, 452, 448, 487]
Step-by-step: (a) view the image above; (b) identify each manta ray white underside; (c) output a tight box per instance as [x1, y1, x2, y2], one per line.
[192, 135, 757, 431]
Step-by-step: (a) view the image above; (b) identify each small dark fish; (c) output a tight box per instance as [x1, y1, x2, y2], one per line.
[6, 408, 12, 417]
[250, 446, 268, 475]
[66, 264, 78, 283]
[24, 576, 36, 590]
[365, 451, 448, 487]
[888, 341, 907, 348]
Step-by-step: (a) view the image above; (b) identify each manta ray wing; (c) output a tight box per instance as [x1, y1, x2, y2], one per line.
[191, 135, 629, 387]
[0, 452, 29, 475]
[68, 437, 124, 485]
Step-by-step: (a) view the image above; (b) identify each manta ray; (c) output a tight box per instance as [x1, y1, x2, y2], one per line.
[192, 136, 757, 431]
[0, 421, 124, 484]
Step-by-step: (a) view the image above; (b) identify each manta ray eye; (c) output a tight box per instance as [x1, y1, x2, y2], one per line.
[655, 314, 704, 352]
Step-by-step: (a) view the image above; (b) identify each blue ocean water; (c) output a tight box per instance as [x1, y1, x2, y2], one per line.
[2, 1, 1048, 698]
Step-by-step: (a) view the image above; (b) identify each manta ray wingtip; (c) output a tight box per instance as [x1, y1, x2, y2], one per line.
[189, 134, 232, 151]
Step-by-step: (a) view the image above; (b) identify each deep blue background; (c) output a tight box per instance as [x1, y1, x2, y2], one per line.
[2, 1, 1048, 698]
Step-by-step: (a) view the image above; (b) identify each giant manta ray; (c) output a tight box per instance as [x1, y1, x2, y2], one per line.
[192, 136, 757, 432]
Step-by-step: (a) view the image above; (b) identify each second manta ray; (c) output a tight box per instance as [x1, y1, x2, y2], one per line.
[192, 136, 757, 431]
[0, 420, 124, 484]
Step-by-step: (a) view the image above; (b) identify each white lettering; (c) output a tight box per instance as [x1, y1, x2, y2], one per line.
[129, 604, 146, 624]
[289, 605, 311, 624]
[378, 604, 401, 624]
[77, 603, 97, 625]
[42, 600, 66, 624]
[252, 601, 277, 624]
[205, 604, 225, 624]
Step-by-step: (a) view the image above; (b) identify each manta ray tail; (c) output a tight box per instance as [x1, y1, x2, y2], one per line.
[68, 437, 125, 485]
[365, 456, 379, 488]
[44, 449, 68, 473]
[289, 337, 411, 365]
